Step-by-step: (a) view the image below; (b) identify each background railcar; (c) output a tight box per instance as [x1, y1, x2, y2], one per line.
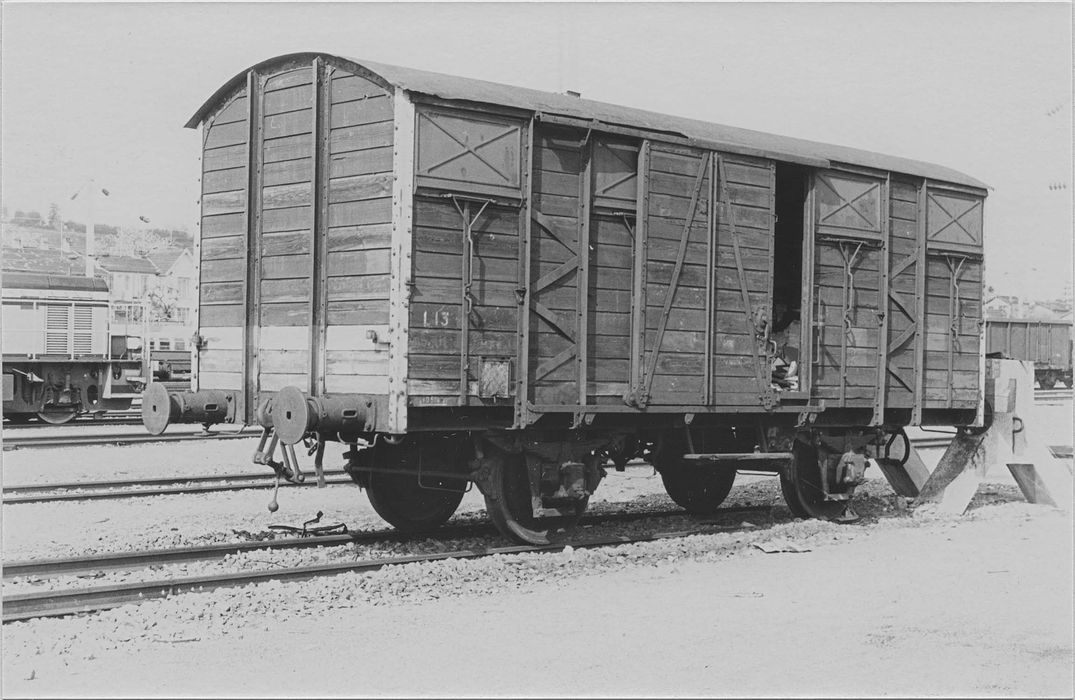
[145, 53, 988, 543]
[3, 271, 144, 423]
[985, 318, 1073, 388]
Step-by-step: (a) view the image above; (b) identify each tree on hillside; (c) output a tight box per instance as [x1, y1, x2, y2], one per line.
[108, 226, 170, 258]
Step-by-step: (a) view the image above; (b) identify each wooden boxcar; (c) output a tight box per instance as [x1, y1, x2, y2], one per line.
[985, 318, 1073, 388]
[143, 53, 988, 542]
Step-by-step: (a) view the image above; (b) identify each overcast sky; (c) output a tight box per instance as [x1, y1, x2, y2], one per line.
[2, 1, 1071, 300]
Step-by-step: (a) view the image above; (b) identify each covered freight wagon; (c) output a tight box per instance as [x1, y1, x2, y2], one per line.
[985, 318, 1073, 388]
[145, 53, 988, 542]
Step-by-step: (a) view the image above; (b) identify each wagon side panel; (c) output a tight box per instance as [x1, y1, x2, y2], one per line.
[922, 185, 984, 409]
[527, 125, 584, 406]
[710, 153, 776, 406]
[809, 169, 886, 407]
[407, 105, 525, 407]
[197, 84, 250, 411]
[322, 65, 394, 398]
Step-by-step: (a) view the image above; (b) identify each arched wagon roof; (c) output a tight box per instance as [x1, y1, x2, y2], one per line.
[186, 52, 987, 191]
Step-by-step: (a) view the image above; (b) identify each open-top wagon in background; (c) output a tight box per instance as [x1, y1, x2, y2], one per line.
[143, 53, 988, 543]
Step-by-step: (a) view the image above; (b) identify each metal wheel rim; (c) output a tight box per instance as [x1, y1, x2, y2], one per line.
[365, 470, 466, 531]
[36, 409, 78, 425]
[484, 453, 587, 545]
[779, 442, 847, 520]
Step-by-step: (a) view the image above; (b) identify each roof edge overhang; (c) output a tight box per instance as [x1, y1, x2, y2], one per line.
[185, 52, 988, 192]
[185, 52, 391, 129]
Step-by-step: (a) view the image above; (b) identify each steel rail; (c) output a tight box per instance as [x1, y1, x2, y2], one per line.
[3, 505, 729, 580]
[2, 472, 355, 504]
[2, 431, 256, 451]
[2, 506, 770, 621]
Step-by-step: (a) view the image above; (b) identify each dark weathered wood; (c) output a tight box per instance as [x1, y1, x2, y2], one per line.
[204, 121, 248, 150]
[330, 121, 395, 155]
[327, 249, 391, 277]
[330, 95, 394, 128]
[203, 144, 247, 172]
[203, 167, 247, 195]
[199, 304, 243, 327]
[263, 109, 312, 140]
[329, 146, 393, 178]
[262, 182, 312, 210]
[201, 235, 245, 260]
[261, 253, 312, 280]
[201, 213, 246, 239]
[327, 197, 393, 227]
[261, 230, 311, 256]
[263, 84, 313, 116]
[201, 281, 244, 304]
[260, 302, 310, 327]
[326, 274, 391, 301]
[201, 258, 245, 283]
[330, 74, 388, 103]
[326, 300, 390, 326]
[326, 224, 392, 252]
[328, 173, 393, 203]
[264, 134, 314, 164]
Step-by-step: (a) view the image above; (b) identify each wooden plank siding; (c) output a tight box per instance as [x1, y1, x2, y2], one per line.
[527, 125, 583, 405]
[322, 66, 394, 396]
[408, 197, 521, 401]
[197, 87, 249, 394]
[709, 154, 775, 405]
[882, 179, 920, 409]
[809, 170, 886, 406]
[642, 145, 712, 405]
[252, 64, 315, 395]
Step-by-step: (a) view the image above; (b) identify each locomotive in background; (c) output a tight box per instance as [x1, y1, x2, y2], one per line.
[2, 271, 145, 423]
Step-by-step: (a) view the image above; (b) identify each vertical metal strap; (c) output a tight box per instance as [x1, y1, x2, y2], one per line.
[244, 70, 264, 417]
[453, 197, 490, 403]
[702, 155, 717, 405]
[911, 179, 929, 423]
[577, 138, 593, 407]
[515, 119, 534, 428]
[626, 141, 650, 405]
[872, 175, 891, 425]
[944, 254, 966, 409]
[838, 241, 864, 405]
[309, 58, 329, 397]
[457, 199, 472, 404]
[642, 150, 710, 402]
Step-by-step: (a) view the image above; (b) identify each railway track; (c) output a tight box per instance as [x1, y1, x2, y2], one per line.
[2, 471, 355, 504]
[1, 429, 256, 451]
[2, 505, 767, 622]
[4, 436, 1069, 505]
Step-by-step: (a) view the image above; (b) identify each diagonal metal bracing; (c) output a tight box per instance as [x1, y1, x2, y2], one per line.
[817, 176, 879, 228]
[531, 301, 574, 341]
[533, 345, 576, 383]
[929, 196, 980, 242]
[641, 152, 710, 401]
[420, 114, 518, 181]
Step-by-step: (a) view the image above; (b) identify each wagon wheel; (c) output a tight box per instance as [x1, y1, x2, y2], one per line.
[366, 470, 466, 532]
[651, 431, 737, 514]
[36, 408, 78, 425]
[657, 467, 737, 515]
[362, 438, 469, 532]
[4, 413, 36, 424]
[779, 441, 848, 520]
[483, 452, 587, 546]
